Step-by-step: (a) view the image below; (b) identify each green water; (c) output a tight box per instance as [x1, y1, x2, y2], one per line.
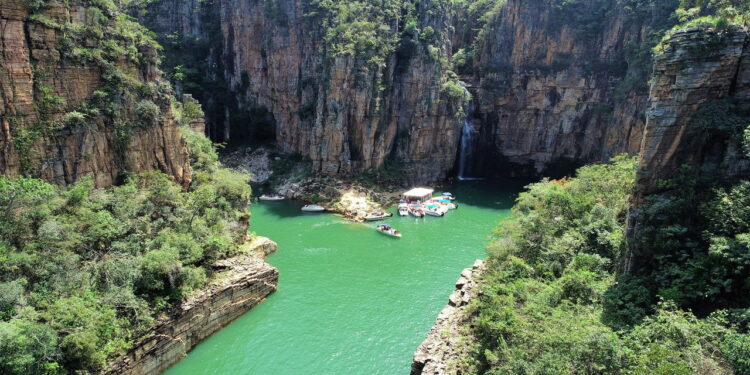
[164, 181, 524, 375]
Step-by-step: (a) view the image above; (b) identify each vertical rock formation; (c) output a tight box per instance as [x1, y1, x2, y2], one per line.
[0, 0, 191, 187]
[219, 0, 465, 182]
[627, 26, 750, 263]
[470, 0, 665, 176]
[636, 27, 750, 195]
[137, 0, 465, 183]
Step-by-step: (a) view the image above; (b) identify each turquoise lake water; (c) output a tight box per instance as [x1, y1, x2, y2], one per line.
[164, 181, 524, 375]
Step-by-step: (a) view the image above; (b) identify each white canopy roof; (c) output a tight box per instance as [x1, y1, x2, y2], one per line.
[403, 187, 434, 200]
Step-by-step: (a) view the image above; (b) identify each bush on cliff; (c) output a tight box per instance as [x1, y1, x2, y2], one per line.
[465, 155, 750, 374]
[0, 130, 250, 374]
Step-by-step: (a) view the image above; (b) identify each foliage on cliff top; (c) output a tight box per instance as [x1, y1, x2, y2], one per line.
[461, 155, 750, 374]
[656, 0, 750, 53]
[307, 0, 452, 70]
[17, 0, 176, 176]
[0, 129, 251, 374]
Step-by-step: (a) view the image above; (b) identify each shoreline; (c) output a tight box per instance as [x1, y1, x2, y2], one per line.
[102, 237, 280, 375]
[411, 260, 485, 375]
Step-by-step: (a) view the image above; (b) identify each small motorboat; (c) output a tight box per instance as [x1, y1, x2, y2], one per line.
[440, 192, 456, 201]
[409, 205, 425, 218]
[377, 224, 402, 238]
[398, 203, 409, 216]
[301, 204, 325, 212]
[259, 194, 285, 201]
[424, 205, 445, 217]
[364, 211, 394, 221]
[430, 198, 457, 209]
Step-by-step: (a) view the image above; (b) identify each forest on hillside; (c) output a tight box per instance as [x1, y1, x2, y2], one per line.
[2, 0, 750, 374]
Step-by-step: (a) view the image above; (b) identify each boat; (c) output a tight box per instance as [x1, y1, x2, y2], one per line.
[439, 192, 456, 201]
[301, 204, 325, 212]
[259, 194, 285, 201]
[364, 211, 394, 221]
[424, 205, 445, 217]
[398, 203, 409, 216]
[429, 197, 457, 209]
[376, 224, 402, 238]
[409, 204, 425, 218]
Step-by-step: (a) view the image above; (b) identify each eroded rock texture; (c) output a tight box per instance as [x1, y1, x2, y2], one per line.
[411, 260, 484, 375]
[471, 0, 657, 176]
[138, 0, 464, 183]
[0, 0, 191, 187]
[103, 237, 280, 375]
[637, 28, 750, 195]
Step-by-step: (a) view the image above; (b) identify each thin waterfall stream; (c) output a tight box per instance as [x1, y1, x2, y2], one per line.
[457, 83, 482, 181]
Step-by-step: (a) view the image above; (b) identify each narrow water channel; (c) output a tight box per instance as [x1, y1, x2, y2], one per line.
[164, 181, 525, 375]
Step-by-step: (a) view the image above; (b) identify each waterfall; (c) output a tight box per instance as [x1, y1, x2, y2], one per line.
[457, 84, 481, 181]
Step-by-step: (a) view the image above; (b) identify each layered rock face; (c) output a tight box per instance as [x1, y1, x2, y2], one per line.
[104, 237, 280, 375]
[0, 0, 191, 187]
[411, 260, 484, 375]
[471, 0, 654, 176]
[626, 27, 750, 263]
[138, 0, 464, 183]
[219, 0, 464, 182]
[636, 28, 750, 196]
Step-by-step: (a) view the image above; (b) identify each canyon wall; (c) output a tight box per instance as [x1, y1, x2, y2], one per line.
[627, 26, 750, 263]
[138, 0, 465, 183]
[469, 0, 663, 176]
[104, 237, 279, 375]
[636, 27, 750, 195]
[0, 0, 191, 187]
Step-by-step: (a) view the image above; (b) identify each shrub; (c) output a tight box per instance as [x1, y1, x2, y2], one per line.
[134, 100, 161, 127]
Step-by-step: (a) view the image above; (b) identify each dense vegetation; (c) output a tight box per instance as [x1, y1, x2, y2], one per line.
[0, 126, 250, 374]
[463, 155, 750, 374]
[2, 2, 253, 373]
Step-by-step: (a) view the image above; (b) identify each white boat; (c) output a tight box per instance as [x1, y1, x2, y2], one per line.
[424, 206, 445, 217]
[398, 203, 409, 216]
[301, 204, 325, 212]
[376, 224, 402, 238]
[409, 205, 425, 218]
[259, 194, 285, 201]
[429, 198, 457, 209]
[364, 211, 393, 221]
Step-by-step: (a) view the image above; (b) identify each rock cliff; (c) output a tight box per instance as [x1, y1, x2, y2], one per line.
[627, 26, 750, 263]
[103, 237, 280, 375]
[469, 0, 668, 177]
[0, 0, 191, 187]
[411, 260, 484, 375]
[635, 27, 750, 196]
[137, 0, 465, 183]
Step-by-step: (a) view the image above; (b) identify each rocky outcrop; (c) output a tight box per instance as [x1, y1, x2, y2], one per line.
[411, 260, 484, 375]
[635, 27, 750, 195]
[103, 237, 279, 375]
[0, 0, 191, 187]
[470, 0, 659, 176]
[626, 26, 750, 264]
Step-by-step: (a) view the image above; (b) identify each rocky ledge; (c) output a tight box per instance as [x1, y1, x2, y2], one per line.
[102, 237, 280, 375]
[411, 260, 485, 375]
